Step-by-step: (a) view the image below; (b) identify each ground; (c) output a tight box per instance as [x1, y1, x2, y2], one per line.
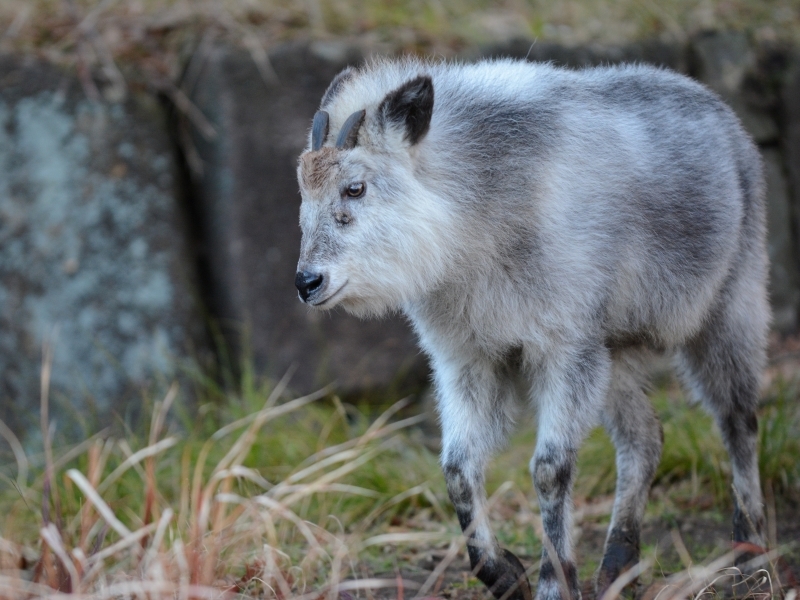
[358, 334, 800, 599]
[1, 336, 798, 599]
[356, 495, 800, 599]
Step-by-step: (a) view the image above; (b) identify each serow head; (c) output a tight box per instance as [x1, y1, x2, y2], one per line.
[296, 71, 441, 318]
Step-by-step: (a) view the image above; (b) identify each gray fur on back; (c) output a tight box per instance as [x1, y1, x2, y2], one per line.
[296, 57, 769, 600]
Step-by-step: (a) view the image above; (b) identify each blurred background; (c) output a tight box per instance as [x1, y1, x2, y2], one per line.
[0, 3, 800, 597]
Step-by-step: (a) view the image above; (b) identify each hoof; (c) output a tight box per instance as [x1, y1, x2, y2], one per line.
[732, 541, 767, 568]
[476, 548, 533, 600]
[538, 560, 581, 600]
[594, 540, 639, 599]
[731, 542, 771, 598]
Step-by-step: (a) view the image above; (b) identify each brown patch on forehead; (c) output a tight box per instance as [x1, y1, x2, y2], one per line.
[300, 147, 340, 192]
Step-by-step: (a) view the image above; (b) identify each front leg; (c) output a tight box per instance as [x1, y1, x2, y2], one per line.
[531, 344, 610, 600]
[435, 355, 533, 600]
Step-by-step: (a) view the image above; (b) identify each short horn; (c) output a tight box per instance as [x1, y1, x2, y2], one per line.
[335, 109, 366, 149]
[311, 111, 329, 151]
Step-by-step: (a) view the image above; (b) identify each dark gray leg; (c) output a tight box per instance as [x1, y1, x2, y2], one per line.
[530, 343, 611, 600]
[436, 356, 533, 600]
[531, 443, 581, 600]
[595, 351, 663, 597]
[675, 297, 768, 555]
[445, 463, 532, 600]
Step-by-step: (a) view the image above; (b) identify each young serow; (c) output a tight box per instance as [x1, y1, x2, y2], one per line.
[294, 58, 769, 600]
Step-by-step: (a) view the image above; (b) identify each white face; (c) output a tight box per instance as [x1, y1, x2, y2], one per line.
[296, 146, 445, 318]
[296, 74, 440, 317]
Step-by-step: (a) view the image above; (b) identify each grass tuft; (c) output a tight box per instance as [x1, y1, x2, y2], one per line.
[0, 369, 448, 598]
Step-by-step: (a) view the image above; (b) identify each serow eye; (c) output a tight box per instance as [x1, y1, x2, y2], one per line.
[344, 182, 366, 198]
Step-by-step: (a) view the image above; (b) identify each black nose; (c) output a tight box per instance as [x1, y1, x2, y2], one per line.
[295, 270, 324, 302]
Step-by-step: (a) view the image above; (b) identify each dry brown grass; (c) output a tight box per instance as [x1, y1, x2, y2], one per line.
[0, 0, 798, 93]
[0, 347, 453, 599]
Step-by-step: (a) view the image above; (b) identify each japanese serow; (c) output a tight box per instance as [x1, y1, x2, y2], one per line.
[295, 58, 769, 600]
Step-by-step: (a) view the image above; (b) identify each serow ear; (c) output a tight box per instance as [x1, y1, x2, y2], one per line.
[321, 66, 356, 108]
[378, 75, 434, 146]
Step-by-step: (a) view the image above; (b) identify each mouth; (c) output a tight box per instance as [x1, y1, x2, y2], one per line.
[309, 280, 348, 307]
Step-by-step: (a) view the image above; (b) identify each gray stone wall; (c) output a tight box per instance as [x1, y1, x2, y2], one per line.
[784, 56, 800, 329]
[2, 33, 799, 440]
[184, 42, 426, 397]
[690, 32, 800, 331]
[0, 57, 204, 440]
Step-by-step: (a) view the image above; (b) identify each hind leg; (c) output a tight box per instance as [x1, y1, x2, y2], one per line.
[595, 351, 663, 597]
[675, 290, 768, 553]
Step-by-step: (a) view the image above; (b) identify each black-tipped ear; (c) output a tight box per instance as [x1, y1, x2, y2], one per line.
[321, 66, 356, 108]
[378, 75, 434, 145]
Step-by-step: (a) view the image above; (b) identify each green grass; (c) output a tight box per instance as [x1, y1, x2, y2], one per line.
[4, 0, 799, 45]
[487, 377, 800, 510]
